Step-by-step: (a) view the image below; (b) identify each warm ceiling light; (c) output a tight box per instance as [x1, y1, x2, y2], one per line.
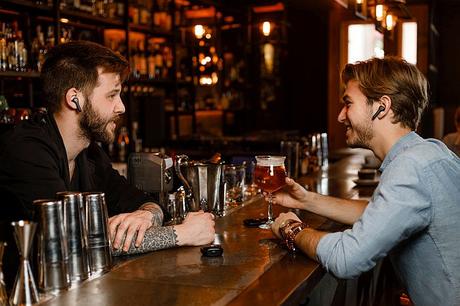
[194, 25, 205, 39]
[262, 21, 271, 37]
[376, 4, 384, 21]
[385, 13, 396, 31]
[60, 18, 69, 23]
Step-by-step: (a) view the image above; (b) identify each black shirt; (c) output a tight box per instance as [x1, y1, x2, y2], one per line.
[0, 112, 153, 219]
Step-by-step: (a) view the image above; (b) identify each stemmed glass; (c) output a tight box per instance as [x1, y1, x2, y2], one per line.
[254, 155, 287, 229]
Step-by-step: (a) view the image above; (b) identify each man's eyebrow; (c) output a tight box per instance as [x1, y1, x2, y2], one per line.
[107, 88, 121, 94]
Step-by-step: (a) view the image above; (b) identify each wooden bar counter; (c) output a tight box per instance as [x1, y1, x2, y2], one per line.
[39, 150, 372, 306]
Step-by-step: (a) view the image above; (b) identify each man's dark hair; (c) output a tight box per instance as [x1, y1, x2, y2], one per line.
[41, 40, 129, 113]
[342, 57, 429, 130]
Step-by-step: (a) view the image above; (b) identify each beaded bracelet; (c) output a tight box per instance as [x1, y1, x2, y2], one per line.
[279, 219, 308, 252]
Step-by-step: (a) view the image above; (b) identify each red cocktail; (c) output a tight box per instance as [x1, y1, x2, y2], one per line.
[254, 155, 287, 229]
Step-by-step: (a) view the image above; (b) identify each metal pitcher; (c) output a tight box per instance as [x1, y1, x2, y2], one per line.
[175, 155, 225, 216]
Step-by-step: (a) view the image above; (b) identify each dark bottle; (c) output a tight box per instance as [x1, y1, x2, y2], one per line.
[117, 126, 130, 162]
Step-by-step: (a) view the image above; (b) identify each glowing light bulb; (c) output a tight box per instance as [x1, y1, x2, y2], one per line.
[376, 5, 384, 21]
[262, 21, 271, 37]
[194, 25, 205, 39]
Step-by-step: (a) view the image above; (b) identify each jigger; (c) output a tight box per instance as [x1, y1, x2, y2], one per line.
[0, 242, 8, 306]
[9, 221, 40, 306]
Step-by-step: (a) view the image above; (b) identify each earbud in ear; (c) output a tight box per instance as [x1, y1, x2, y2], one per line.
[71, 96, 82, 112]
[372, 105, 385, 121]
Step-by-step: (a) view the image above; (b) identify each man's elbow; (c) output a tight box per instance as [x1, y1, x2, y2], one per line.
[321, 255, 366, 279]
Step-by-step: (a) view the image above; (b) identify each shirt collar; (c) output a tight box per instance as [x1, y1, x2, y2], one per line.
[379, 131, 423, 172]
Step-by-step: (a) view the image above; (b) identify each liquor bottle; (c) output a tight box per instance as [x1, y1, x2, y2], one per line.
[138, 40, 147, 78]
[153, 43, 163, 79]
[74, 0, 81, 10]
[163, 45, 173, 79]
[129, 0, 140, 25]
[153, 0, 172, 31]
[16, 31, 28, 72]
[0, 23, 7, 72]
[130, 44, 140, 79]
[117, 126, 130, 162]
[46, 26, 55, 50]
[139, 0, 151, 26]
[37, 26, 47, 71]
[131, 121, 143, 153]
[106, 0, 116, 18]
[115, 0, 125, 19]
[147, 42, 156, 79]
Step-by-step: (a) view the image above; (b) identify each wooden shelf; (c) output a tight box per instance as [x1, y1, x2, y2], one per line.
[129, 78, 176, 86]
[166, 110, 194, 115]
[0, 0, 51, 13]
[129, 23, 174, 37]
[0, 71, 40, 78]
[60, 9, 124, 27]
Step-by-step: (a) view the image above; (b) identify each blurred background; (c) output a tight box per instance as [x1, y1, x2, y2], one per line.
[0, 0, 458, 160]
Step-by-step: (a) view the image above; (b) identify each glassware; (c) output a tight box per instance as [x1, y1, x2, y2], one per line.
[280, 140, 300, 178]
[223, 164, 246, 207]
[254, 156, 287, 229]
[9, 221, 40, 306]
[56, 192, 90, 285]
[83, 192, 112, 277]
[34, 199, 70, 294]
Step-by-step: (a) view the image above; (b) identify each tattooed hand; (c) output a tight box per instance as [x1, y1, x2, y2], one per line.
[139, 203, 164, 227]
[109, 203, 163, 252]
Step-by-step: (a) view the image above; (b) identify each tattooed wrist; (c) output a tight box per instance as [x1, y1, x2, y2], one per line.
[111, 226, 177, 256]
[172, 226, 178, 246]
[139, 203, 164, 226]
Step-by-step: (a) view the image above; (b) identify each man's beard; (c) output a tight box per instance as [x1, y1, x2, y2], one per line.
[346, 112, 374, 149]
[79, 96, 121, 144]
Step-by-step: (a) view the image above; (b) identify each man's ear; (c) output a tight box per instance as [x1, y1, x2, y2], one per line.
[64, 88, 82, 113]
[374, 95, 392, 120]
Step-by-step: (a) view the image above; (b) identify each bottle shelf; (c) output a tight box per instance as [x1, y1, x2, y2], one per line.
[129, 78, 175, 86]
[60, 9, 124, 27]
[166, 110, 194, 115]
[0, 71, 41, 78]
[129, 23, 174, 37]
[0, 0, 52, 13]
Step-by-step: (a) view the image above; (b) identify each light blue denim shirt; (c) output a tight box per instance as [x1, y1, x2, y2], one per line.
[316, 132, 460, 306]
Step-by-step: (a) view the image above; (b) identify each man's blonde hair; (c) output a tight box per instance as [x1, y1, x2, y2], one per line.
[342, 57, 429, 130]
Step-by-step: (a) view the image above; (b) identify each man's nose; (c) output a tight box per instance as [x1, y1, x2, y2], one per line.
[337, 106, 346, 123]
[115, 97, 125, 114]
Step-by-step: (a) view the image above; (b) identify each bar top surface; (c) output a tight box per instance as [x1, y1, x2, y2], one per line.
[39, 150, 371, 306]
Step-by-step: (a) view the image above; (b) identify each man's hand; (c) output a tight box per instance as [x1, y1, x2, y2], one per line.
[174, 211, 215, 246]
[271, 211, 301, 239]
[109, 210, 153, 251]
[269, 177, 310, 210]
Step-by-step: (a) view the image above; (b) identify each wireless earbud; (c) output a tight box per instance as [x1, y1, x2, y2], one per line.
[372, 105, 385, 121]
[71, 96, 82, 112]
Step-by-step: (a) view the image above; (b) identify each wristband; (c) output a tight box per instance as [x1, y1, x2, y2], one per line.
[279, 219, 308, 252]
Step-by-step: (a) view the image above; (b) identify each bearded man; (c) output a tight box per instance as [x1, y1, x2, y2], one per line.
[271, 57, 460, 306]
[0, 41, 215, 283]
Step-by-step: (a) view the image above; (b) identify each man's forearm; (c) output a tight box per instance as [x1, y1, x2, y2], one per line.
[139, 202, 164, 227]
[295, 228, 328, 260]
[305, 194, 368, 225]
[112, 225, 178, 256]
